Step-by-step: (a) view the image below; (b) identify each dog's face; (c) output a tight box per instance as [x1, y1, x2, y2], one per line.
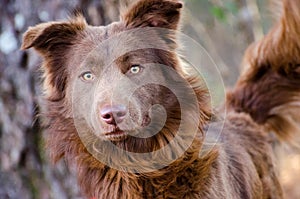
[71, 43, 185, 143]
[21, 0, 206, 155]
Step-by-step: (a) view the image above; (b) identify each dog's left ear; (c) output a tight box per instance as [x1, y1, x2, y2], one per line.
[122, 0, 183, 29]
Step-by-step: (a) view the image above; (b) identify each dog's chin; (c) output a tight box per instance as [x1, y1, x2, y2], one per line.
[100, 130, 129, 141]
[98, 121, 150, 142]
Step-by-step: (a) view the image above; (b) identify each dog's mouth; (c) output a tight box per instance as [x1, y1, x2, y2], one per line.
[104, 128, 129, 141]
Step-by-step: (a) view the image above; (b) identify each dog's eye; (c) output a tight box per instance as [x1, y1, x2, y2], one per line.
[130, 65, 142, 74]
[80, 72, 95, 82]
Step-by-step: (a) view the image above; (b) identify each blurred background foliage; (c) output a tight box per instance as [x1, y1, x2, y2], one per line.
[0, 0, 299, 198]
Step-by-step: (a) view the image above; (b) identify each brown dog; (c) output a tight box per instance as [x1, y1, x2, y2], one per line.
[21, 0, 300, 198]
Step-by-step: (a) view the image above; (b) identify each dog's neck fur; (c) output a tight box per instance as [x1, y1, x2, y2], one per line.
[76, 138, 217, 199]
[46, 115, 217, 199]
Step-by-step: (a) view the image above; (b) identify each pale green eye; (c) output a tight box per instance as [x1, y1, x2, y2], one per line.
[81, 72, 95, 81]
[130, 65, 141, 74]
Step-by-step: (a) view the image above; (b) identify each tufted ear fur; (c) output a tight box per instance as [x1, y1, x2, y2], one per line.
[121, 0, 183, 30]
[21, 16, 87, 100]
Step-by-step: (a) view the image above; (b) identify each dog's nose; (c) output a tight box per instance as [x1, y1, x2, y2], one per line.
[100, 105, 127, 125]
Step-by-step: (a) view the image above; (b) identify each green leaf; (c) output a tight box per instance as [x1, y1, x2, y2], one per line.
[210, 6, 227, 22]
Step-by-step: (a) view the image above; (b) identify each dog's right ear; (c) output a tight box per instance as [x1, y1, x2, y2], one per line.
[21, 16, 87, 100]
[21, 16, 86, 54]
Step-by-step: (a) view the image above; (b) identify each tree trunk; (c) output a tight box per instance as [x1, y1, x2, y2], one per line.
[0, 1, 119, 198]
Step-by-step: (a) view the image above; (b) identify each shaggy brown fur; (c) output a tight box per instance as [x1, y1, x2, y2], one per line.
[21, 0, 300, 198]
[227, 0, 300, 142]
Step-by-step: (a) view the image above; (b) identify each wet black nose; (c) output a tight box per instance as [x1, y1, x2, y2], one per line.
[100, 105, 127, 125]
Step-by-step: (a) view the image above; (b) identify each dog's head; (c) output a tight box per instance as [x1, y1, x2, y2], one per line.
[21, 0, 210, 161]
